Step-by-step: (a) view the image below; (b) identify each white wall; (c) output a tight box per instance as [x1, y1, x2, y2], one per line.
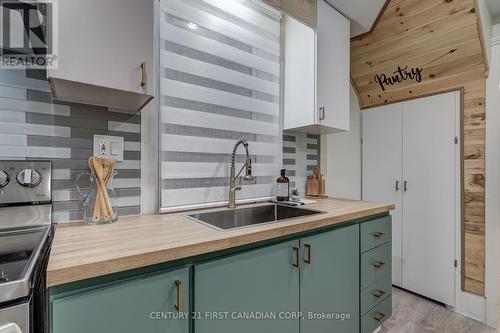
[485, 23, 500, 328]
[478, 0, 493, 66]
[321, 86, 362, 199]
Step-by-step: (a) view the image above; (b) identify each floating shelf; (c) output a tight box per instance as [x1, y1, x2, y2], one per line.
[48, 77, 154, 111]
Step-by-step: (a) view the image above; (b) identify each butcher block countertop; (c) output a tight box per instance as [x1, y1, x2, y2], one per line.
[47, 198, 395, 287]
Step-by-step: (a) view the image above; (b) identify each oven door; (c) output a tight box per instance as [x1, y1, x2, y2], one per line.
[0, 301, 29, 333]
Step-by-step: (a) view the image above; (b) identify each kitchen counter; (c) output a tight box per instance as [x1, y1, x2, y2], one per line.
[47, 198, 394, 287]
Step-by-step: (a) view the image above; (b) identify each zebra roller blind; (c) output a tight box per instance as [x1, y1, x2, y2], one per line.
[159, 0, 281, 211]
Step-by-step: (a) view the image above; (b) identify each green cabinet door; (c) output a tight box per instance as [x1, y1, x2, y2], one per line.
[51, 267, 190, 333]
[194, 240, 300, 333]
[300, 224, 360, 333]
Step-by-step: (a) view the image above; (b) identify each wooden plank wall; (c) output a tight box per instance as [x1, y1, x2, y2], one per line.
[350, 0, 487, 295]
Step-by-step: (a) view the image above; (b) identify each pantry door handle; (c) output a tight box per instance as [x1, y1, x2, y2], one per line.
[395, 180, 400, 191]
[293, 246, 300, 268]
[403, 180, 408, 191]
[175, 280, 182, 312]
[304, 244, 312, 264]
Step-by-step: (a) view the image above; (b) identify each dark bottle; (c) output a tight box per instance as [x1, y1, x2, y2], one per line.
[276, 169, 289, 201]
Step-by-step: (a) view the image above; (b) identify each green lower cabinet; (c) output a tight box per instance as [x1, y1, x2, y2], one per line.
[51, 267, 190, 333]
[300, 224, 360, 333]
[49, 215, 392, 333]
[194, 240, 300, 333]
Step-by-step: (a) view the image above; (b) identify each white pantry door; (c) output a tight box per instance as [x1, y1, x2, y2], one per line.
[362, 103, 403, 287]
[402, 92, 458, 306]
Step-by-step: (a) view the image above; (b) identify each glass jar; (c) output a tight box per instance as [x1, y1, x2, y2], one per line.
[74, 170, 119, 225]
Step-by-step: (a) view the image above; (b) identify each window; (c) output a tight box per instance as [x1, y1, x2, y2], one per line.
[159, 0, 281, 211]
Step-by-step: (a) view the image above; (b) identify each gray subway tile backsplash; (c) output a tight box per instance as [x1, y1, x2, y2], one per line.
[282, 131, 320, 197]
[0, 69, 141, 223]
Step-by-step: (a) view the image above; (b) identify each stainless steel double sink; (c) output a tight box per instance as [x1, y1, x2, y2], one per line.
[187, 204, 324, 231]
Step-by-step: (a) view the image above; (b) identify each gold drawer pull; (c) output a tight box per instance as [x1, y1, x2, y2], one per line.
[293, 246, 300, 268]
[175, 280, 182, 312]
[304, 244, 312, 264]
[374, 312, 386, 322]
[373, 289, 385, 298]
[373, 232, 385, 239]
[373, 261, 385, 269]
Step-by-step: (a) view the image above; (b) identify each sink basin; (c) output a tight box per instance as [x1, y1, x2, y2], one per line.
[187, 204, 325, 231]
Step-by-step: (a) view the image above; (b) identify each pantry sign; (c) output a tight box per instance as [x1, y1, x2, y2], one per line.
[374, 66, 423, 92]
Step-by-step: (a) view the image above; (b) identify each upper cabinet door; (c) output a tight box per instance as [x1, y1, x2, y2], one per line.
[283, 0, 350, 133]
[284, 16, 316, 130]
[316, 0, 350, 131]
[48, 0, 153, 94]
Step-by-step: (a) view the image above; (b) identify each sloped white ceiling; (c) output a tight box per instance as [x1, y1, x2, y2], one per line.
[486, 0, 500, 19]
[325, 0, 386, 37]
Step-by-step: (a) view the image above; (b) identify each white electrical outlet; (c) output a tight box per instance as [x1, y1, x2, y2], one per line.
[93, 135, 124, 161]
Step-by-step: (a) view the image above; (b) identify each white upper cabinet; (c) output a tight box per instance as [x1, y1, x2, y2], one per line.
[316, 0, 350, 131]
[284, 0, 350, 133]
[47, 0, 154, 110]
[284, 16, 316, 130]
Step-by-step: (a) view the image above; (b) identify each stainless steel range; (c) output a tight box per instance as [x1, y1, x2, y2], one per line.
[0, 161, 53, 333]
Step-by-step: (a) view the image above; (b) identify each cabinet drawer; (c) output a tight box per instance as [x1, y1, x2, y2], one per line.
[360, 216, 391, 253]
[361, 275, 392, 315]
[361, 296, 392, 333]
[361, 242, 391, 289]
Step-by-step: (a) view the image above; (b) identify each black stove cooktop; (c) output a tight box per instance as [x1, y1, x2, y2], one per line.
[0, 228, 48, 284]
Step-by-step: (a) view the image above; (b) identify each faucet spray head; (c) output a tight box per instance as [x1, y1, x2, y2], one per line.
[243, 158, 253, 181]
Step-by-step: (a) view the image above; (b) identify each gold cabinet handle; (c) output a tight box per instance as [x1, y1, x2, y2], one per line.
[373, 261, 385, 269]
[395, 180, 400, 191]
[140, 62, 147, 87]
[175, 280, 182, 312]
[293, 246, 300, 268]
[373, 289, 385, 299]
[304, 244, 312, 264]
[403, 180, 408, 191]
[374, 312, 386, 322]
[373, 232, 385, 239]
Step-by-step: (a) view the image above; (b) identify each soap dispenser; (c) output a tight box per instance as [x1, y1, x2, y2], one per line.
[276, 169, 289, 201]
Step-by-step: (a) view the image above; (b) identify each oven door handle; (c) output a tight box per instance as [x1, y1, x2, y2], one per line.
[0, 323, 22, 333]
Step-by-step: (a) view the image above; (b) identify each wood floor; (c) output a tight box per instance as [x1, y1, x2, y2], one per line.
[380, 287, 496, 333]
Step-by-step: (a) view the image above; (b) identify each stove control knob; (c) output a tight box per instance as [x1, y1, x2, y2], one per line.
[0, 170, 9, 188]
[16, 169, 41, 188]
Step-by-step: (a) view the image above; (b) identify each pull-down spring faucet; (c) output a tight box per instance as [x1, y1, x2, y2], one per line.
[228, 138, 253, 208]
